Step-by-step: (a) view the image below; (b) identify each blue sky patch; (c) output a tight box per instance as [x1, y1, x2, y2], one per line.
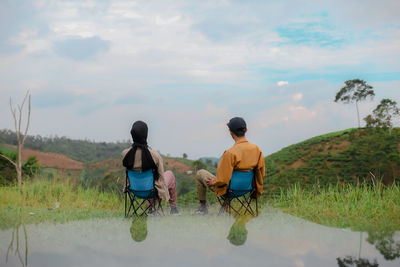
[0, 43, 24, 54]
[276, 24, 344, 47]
[53, 36, 111, 61]
[33, 91, 81, 108]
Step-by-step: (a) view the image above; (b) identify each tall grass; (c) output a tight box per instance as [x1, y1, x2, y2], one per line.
[0, 179, 121, 210]
[2, 177, 399, 232]
[268, 183, 400, 232]
[0, 178, 122, 229]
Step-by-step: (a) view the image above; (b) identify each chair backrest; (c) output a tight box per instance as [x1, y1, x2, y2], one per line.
[127, 169, 155, 198]
[229, 170, 254, 197]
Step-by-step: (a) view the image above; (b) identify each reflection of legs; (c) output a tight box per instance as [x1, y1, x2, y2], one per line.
[164, 170, 179, 214]
[194, 169, 215, 214]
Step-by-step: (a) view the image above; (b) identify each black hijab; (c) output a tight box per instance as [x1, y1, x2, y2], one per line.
[122, 121, 159, 180]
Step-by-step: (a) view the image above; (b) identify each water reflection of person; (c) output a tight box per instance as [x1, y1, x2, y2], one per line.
[227, 214, 254, 246]
[130, 216, 148, 242]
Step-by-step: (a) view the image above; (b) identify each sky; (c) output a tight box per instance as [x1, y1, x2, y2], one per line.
[0, 0, 399, 159]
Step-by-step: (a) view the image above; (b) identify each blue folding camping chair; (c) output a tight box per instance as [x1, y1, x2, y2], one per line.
[217, 170, 258, 217]
[124, 169, 163, 217]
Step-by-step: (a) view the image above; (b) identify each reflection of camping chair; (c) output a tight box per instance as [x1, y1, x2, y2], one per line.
[124, 169, 163, 217]
[217, 170, 258, 217]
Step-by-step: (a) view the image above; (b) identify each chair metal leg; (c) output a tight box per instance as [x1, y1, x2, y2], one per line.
[242, 194, 256, 216]
[157, 199, 165, 216]
[126, 192, 135, 217]
[124, 191, 127, 217]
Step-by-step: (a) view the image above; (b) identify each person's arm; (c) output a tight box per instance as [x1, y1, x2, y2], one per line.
[150, 149, 170, 201]
[152, 150, 165, 183]
[259, 150, 265, 177]
[121, 148, 130, 190]
[121, 148, 130, 158]
[254, 149, 265, 198]
[209, 151, 234, 187]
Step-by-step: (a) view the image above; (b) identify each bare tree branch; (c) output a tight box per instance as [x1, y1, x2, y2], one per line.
[6, 227, 16, 263]
[0, 153, 17, 167]
[18, 103, 23, 140]
[22, 93, 31, 146]
[10, 98, 19, 143]
[7, 91, 31, 186]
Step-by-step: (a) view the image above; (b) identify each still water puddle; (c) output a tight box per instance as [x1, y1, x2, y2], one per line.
[1, 208, 399, 267]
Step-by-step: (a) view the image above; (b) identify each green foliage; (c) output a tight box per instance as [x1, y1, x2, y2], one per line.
[364, 98, 400, 131]
[41, 168, 57, 180]
[22, 156, 40, 178]
[173, 170, 196, 196]
[268, 182, 400, 232]
[266, 128, 356, 166]
[178, 188, 217, 206]
[0, 129, 131, 162]
[367, 229, 400, 260]
[192, 159, 207, 172]
[172, 157, 194, 166]
[334, 79, 374, 103]
[0, 178, 122, 229]
[1, 176, 399, 234]
[335, 79, 375, 127]
[0, 149, 40, 185]
[264, 128, 400, 191]
[79, 163, 110, 188]
[0, 149, 17, 186]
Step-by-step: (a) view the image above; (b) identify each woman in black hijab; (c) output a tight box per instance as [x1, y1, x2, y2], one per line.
[122, 120, 180, 215]
[123, 121, 159, 178]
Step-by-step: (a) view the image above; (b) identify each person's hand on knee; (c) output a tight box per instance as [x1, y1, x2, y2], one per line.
[206, 178, 215, 187]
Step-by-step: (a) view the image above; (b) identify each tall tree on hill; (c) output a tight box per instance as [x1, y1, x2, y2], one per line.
[0, 91, 31, 186]
[364, 98, 400, 135]
[335, 79, 375, 128]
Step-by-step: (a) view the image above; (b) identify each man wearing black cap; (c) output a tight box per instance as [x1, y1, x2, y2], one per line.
[194, 117, 265, 215]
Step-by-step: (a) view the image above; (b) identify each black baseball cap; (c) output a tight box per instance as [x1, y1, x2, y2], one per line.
[227, 117, 247, 132]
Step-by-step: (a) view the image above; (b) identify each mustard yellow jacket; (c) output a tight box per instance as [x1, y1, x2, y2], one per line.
[212, 139, 265, 198]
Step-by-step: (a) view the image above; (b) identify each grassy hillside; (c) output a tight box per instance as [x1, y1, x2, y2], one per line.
[0, 129, 131, 162]
[264, 128, 400, 191]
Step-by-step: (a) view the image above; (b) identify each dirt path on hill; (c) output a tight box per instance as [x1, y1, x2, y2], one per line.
[22, 148, 84, 170]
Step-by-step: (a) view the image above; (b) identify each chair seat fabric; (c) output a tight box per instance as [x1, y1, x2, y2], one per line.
[127, 169, 155, 199]
[227, 170, 254, 197]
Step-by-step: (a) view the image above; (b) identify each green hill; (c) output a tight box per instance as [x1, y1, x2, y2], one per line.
[0, 129, 131, 162]
[264, 128, 400, 192]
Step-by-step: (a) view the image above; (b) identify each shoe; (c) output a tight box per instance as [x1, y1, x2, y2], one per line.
[147, 206, 159, 216]
[170, 206, 181, 215]
[193, 205, 208, 215]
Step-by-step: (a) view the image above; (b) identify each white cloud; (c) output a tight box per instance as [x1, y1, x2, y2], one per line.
[254, 103, 317, 129]
[291, 93, 303, 102]
[277, 81, 289, 86]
